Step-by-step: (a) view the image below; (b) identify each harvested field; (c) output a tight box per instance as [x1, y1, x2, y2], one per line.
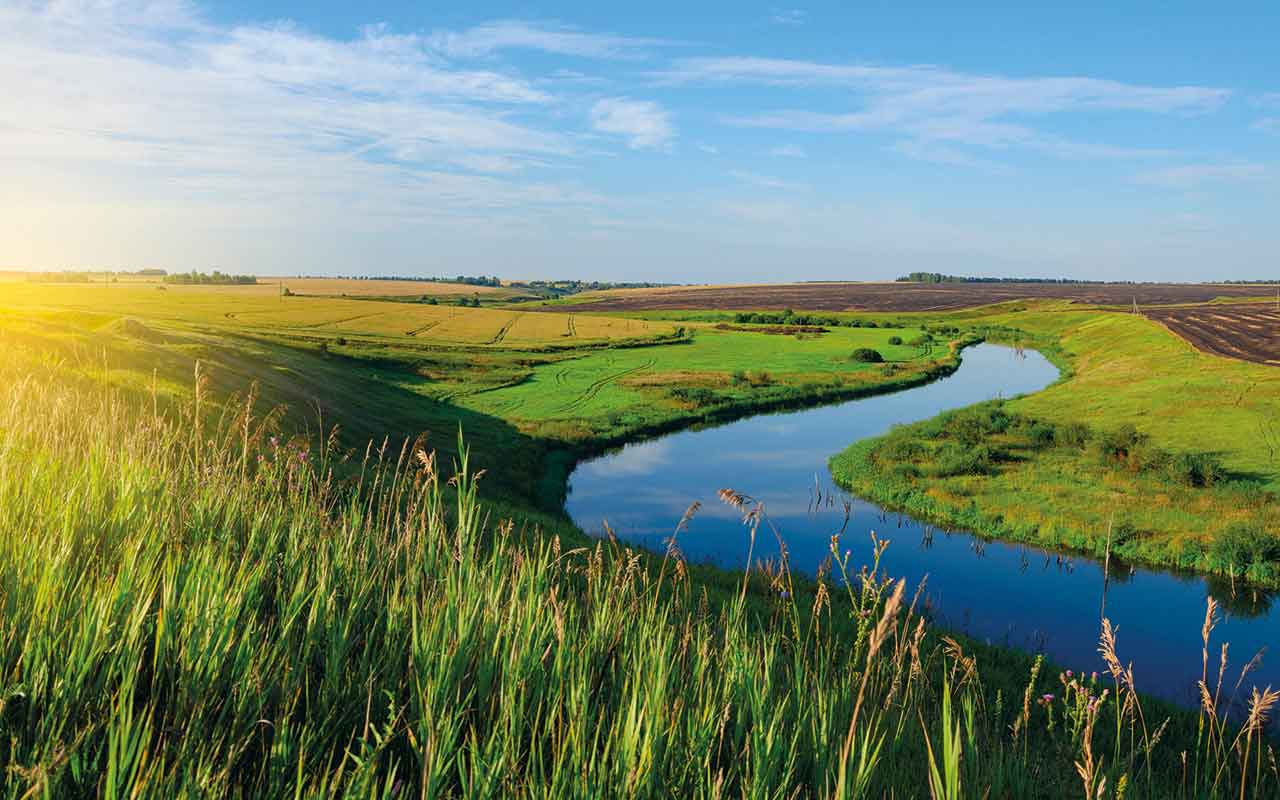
[1146, 302, 1280, 365]
[551, 281, 1280, 313]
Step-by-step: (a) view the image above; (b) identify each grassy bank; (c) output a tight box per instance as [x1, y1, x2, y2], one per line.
[0, 290, 954, 509]
[2, 351, 1276, 797]
[830, 309, 1280, 586]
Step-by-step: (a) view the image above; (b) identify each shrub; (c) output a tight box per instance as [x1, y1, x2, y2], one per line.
[668, 387, 718, 407]
[1025, 422, 1057, 449]
[850, 348, 884, 363]
[945, 404, 1011, 445]
[1210, 523, 1280, 575]
[1055, 422, 1090, 448]
[878, 437, 927, 462]
[888, 336, 904, 346]
[932, 443, 997, 477]
[1166, 451, 1224, 488]
[1095, 424, 1148, 466]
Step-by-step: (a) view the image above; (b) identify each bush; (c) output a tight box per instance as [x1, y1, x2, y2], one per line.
[1166, 451, 1225, 488]
[1210, 523, 1280, 575]
[878, 437, 927, 462]
[932, 443, 997, 477]
[887, 336, 904, 346]
[1095, 424, 1148, 466]
[668, 387, 718, 407]
[1025, 422, 1057, 450]
[850, 348, 884, 363]
[945, 404, 1012, 446]
[1055, 422, 1090, 448]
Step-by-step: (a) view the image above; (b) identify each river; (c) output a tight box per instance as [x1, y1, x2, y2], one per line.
[565, 344, 1278, 707]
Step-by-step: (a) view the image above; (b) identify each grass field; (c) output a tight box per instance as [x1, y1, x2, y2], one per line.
[831, 309, 1280, 583]
[0, 282, 677, 349]
[6, 283, 1280, 795]
[0, 285, 946, 509]
[2, 350, 1273, 797]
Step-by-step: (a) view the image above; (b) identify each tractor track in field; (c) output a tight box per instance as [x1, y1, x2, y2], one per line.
[556, 358, 655, 414]
[565, 315, 577, 338]
[405, 320, 444, 337]
[1145, 303, 1280, 365]
[487, 313, 524, 345]
[302, 312, 387, 329]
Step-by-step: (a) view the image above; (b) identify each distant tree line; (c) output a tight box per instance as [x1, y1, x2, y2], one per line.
[732, 310, 906, 329]
[896, 272, 1113, 284]
[28, 268, 169, 282]
[331, 274, 503, 287]
[163, 270, 257, 285]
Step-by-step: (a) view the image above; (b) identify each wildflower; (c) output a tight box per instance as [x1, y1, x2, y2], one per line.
[1042, 693, 1054, 702]
[270, 436, 279, 448]
[1066, 670, 1073, 678]
[779, 590, 790, 600]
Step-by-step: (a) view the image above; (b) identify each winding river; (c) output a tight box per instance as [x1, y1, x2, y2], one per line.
[566, 344, 1279, 707]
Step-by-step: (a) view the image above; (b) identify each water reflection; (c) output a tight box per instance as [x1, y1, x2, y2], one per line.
[566, 345, 1280, 706]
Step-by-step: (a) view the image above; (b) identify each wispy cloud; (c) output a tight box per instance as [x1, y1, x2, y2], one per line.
[1131, 163, 1268, 188]
[769, 8, 807, 26]
[0, 1, 602, 225]
[427, 19, 672, 60]
[697, 143, 720, 155]
[590, 97, 675, 149]
[1254, 118, 1280, 134]
[769, 144, 807, 158]
[659, 56, 1228, 164]
[890, 140, 1009, 172]
[729, 170, 805, 190]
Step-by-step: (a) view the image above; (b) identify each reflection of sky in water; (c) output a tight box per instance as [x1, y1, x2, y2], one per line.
[566, 345, 1280, 707]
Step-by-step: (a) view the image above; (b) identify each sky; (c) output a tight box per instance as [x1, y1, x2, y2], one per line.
[2, 1, 1279, 282]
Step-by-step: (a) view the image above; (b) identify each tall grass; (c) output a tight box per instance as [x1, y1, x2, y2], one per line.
[0, 353, 1275, 797]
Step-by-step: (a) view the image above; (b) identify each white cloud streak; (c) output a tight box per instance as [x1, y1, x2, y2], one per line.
[590, 98, 675, 150]
[427, 19, 674, 60]
[658, 56, 1228, 164]
[1131, 163, 1268, 188]
[769, 9, 807, 26]
[769, 144, 807, 158]
[0, 2, 601, 218]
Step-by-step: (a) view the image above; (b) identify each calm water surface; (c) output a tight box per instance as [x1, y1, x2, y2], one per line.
[566, 344, 1279, 707]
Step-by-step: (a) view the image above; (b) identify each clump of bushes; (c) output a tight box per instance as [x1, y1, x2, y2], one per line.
[850, 348, 884, 363]
[668, 387, 719, 407]
[1167, 451, 1224, 488]
[1210, 523, 1280, 576]
[931, 443, 997, 477]
[731, 311, 903, 329]
[730, 370, 774, 387]
[887, 336, 904, 346]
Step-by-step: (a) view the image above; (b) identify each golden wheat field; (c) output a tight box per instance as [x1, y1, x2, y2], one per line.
[0, 281, 673, 347]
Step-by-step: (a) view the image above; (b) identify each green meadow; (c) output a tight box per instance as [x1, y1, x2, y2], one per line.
[2, 281, 1279, 797]
[831, 308, 1280, 582]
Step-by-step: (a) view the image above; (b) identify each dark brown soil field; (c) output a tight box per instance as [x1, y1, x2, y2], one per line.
[1146, 303, 1280, 365]
[554, 282, 1280, 313]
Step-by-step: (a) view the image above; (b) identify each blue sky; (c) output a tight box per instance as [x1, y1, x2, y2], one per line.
[3, 1, 1278, 281]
